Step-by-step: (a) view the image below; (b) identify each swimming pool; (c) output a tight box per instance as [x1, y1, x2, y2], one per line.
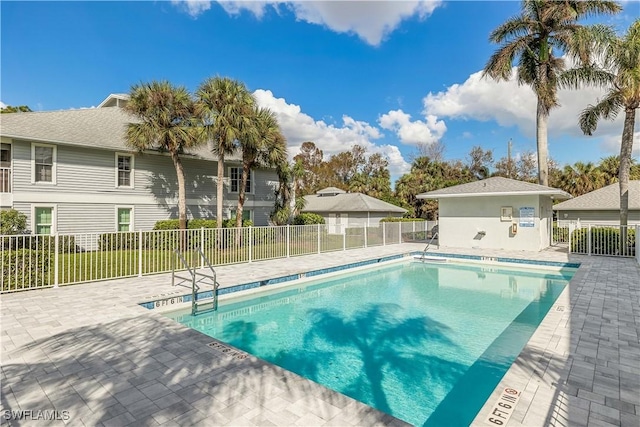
[164, 260, 575, 426]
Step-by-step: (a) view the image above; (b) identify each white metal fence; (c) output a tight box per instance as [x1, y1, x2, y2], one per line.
[554, 222, 639, 261]
[1, 221, 433, 293]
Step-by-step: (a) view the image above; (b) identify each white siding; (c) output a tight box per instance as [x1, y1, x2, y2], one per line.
[8, 139, 279, 231]
[438, 195, 549, 251]
[556, 209, 640, 225]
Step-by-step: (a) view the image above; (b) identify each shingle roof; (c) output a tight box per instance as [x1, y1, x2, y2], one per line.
[553, 181, 640, 211]
[302, 192, 407, 214]
[417, 176, 571, 200]
[0, 106, 241, 161]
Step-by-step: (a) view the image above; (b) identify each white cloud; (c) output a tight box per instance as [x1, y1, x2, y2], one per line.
[0, 101, 6, 109]
[172, 1, 442, 45]
[423, 67, 635, 144]
[171, 0, 213, 17]
[601, 132, 640, 157]
[378, 109, 446, 146]
[253, 89, 411, 176]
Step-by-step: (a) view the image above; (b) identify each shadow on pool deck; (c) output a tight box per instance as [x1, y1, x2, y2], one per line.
[0, 314, 408, 426]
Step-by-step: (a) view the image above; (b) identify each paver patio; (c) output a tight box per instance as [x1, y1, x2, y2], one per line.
[1, 243, 639, 426]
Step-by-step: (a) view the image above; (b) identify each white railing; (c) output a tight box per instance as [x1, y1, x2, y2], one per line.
[568, 224, 638, 258]
[1, 221, 429, 293]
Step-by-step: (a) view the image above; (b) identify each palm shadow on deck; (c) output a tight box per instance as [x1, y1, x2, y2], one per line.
[0, 313, 409, 426]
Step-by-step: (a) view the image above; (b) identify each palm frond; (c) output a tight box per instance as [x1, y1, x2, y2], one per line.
[579, 92, 624, 135]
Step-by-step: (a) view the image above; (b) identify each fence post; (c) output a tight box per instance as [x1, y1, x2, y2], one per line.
[398, 222, 402, 244]
[54, 233, 59, 288]
[317, 224, 321, 254]
[249, 226, 253, 263]
[200, 227, 205, 269]
[286, 225, 290, 258]
[383, 222, 386, 246]
[636, 225, 639, 266]
[364, 226, 367, 248]
[138, 230, 143, 277]
[568, 223, 573, 253]
[343, 231, 346, 251]
[588, 224, 592, 256]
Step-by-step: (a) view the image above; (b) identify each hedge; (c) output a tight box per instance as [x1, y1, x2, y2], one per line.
[293, 213, 325, 225]
[1, 249, 53, 291]
[1, 234, 76, 253]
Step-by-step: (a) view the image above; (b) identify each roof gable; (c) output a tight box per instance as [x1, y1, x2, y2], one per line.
[302, 192, 406, 213]
[417, 177, 571, 200]
[553, 181, 640, 211]
[0, 104, 241, 161]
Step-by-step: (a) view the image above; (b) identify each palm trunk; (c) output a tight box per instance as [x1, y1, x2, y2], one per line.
[618, 107, 636, 253]
[236, 160, 250, 229]
[536, 99, 549, 186]
[171, 151, 188, 251]
[216, 147, 225, 229]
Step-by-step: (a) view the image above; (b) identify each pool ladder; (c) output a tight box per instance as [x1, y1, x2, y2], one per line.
[420, 232, 439, 259]
[172, 247, 219, 316]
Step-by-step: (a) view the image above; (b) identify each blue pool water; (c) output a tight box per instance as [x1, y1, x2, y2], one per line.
[165, 261, 574, 426]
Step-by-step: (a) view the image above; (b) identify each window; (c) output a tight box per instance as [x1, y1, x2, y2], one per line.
[230, 167, 252, 193]
[34, 207, 53, 235]
[117, 208, 132, 232]
[230, 209, 252, 221]
[116, 154, 133, 187]
[32, 144, 56, 183]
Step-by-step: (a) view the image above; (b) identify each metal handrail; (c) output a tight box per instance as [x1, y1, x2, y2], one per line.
[172, 247, 219, 315]
[421, 232, 439, 258]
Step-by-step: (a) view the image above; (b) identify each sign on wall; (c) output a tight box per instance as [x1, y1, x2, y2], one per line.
[519, 207, 535, 227]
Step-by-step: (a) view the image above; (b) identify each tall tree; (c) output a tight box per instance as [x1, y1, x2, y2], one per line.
[236, 106, 287, 228]
[566, 19, 639, 227]
[557, 161, 606, 197]
[483, 0, 621, 186]
[124, 81, 202, 230]
[197, 77, 256, 228]
[466, 146, 494, 180]
[293, 141, 324, 195]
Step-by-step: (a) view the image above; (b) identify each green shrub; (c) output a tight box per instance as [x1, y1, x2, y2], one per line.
[571, 227, 636, 256]
[1, 234, 76, 253]
[187, 219, 218, 229]
[379, 217, 423, 222]
[293, 213, 325, 225]
[222, 218, 253, 228]
[1, 249, 53, 291]
[1, 209, 27, 235]
[99, 232, 139, 251]
[153, 220, 181, 230]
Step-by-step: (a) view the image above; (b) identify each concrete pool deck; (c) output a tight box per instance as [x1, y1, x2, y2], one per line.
[1, 243, 639, 426]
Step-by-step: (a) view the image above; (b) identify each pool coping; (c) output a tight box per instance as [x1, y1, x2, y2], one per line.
[140, 251, 580, 313]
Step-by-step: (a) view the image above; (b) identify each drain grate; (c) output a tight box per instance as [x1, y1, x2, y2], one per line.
[556, 306, 565, 312]
[207, 342, 248, 360]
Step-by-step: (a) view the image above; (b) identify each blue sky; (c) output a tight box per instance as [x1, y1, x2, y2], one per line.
[1, 1, 638, 183]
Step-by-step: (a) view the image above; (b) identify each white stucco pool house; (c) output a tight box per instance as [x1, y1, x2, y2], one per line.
[417, 177, 571, 251]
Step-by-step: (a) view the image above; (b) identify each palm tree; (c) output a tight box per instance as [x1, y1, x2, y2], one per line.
[483, 0, 621, 186]
[564, 19, 639, 227]
[236, 106, 287, 228]
[124, 81, 202, 230]
[558, 161, 606, 197]
[196, 77, 256, 228]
